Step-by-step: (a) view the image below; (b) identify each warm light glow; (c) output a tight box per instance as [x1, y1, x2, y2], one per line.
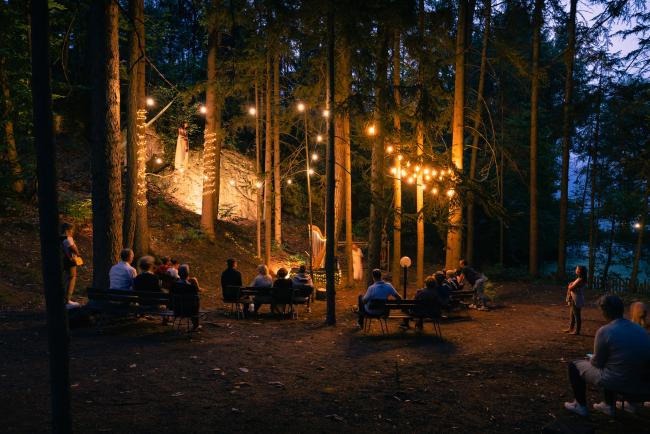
[407, 177, 414, 184]
[397, 154, 403, 161]
[438, 176, 443, 181]
[406, 161, 411, 168]
[634, 222, 642, 229]
[316, 134, 323, 142]
[199, 105, 207, 114]
[425, 174, 431, 181]
[386, 145, 394, 154]
[447, 189, 455, 197]
[297, 102, 306, 112]
[367, 125, 376, 136]
[287, 179, 293, 185]
[390, 167, 397, 175]
[248, 107, 257, 116]
[322, 109, 330, 118]
[155, 157, 163, 165]
[423, 168, 429, 175]
[432, 169, 437, 176]
[146, 97, 155, 107]
[308, 169, 314, 175]
[422, 185, 427, 191]
[179, 168, 185, 173]
[311, 153, 319, 161]
[255, 181, 263, 188]
[432, 188, 438, 195]
[229, 179, 236, 186]
[415, 165, 420, 172]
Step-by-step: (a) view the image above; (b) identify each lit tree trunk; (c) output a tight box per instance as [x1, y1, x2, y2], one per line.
[200, 0, 220, 240]
[368, 28, 388, 280]
[255, 80, 262, 258]
[602, 215, 616, 282]
[264, 54, 272, 265]
[630, 183, 649, 290]
[445, 0, 469, 270]
[0, 55, 24, 193]
[31, 0, 71, 431]
[273, 52, 282, 246]
[90, 0, 123, 289]
[588, 86, 601, 288]
[123, 0, 148, 257]
[557, 0, 577, 279]
[325, 1, 336, 324]
[415, 0, 425, 288]
[466, 0, 491, 265]
[392, 30, 402, 279]
[529, 0, 543, 276]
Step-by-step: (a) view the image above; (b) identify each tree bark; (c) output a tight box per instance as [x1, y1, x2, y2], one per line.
[255, 80, 262, 258]
[415, 0, 425, 288]
[123, 0, 149, 257]
[557, 0, 578, 279]
[466, 0, 491, 265]
[325, 1, 336, 324]
[264, 53, 273, 265]
[529, 0, 543, 276]
[445, 0, 469, 270]
[602, 215, 616, 283]
[0, 55, 25, 193]
[588, 86, 601, 288]
[392, 30, 402, 279]
[273, 53, 282, 246]
[200, 0, 221, 240]
[31, 1, 71, 431]
[630, 183, 649, 290]
[90, 0, 123, 289]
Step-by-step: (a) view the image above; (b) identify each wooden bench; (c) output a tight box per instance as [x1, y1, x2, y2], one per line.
[362, 299, 443, 337]
[222, 286, 312, 319]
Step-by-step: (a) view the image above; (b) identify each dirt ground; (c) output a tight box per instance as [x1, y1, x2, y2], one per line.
[2, 283, 650, 434]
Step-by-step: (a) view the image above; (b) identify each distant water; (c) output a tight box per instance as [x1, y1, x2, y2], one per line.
[540, 242, 649, 281]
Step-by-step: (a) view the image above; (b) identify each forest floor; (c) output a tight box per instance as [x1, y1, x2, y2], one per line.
[2, 145, 650, 433]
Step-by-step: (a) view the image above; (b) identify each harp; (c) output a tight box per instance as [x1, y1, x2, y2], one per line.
[309, 225, 327, 269]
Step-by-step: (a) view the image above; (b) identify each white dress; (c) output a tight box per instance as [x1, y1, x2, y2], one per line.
[174, 127, 189, 170]
[352, 248, 364, 281]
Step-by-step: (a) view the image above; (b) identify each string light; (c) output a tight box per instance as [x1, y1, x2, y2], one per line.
[367, 125, 376, 136]
[255, 181, 263, 188]
[311, 153, 319, 161]
[425, 174, 431, 181]
[406, 161, 411, 168]
[248, 107, 256, 116]
[397, 154, 403, 161]
[316, 134, 323, 143]
[447, 189, 455, 197]
[155, 157, 163, 165]
[432, 169, 437, 176]
[146, 97, 155, 107]
[432, 187, 438, 195]
[386, 145, 394, 154]
[422, 185, 427, 191]
[136, 109, 148, 207]
[201, 132, 217, 196]
[199, 105, 207, 114]
[297, 102, 306, 112]
[287, 179, 293, 185]
[415, 165, 420, 172]
[634, 222, 642, 229]
[229, 179, 236, 186]
[423, 168, 429, 175]
[308, 169, 314, 175]
[390, 167, 397, 175]
[407, 177, 414, 184]
[322, 109, 330, 118]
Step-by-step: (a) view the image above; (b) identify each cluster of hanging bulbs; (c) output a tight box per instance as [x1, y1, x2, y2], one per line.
[385, 146, 456, 198]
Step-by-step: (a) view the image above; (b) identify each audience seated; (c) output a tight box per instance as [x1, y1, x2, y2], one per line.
[155, 256, 171, 276]
[221, 258, 243, 289]
[272, 267, 293, 314]
[248, 264, 273, 314]
[564, 295, 650, 417]
[133, 256, 163, 292]
[109, 248, 137, 290]
[170, 264, 201, 330]
[357, 269, 401, 328]
[291, 265, 314, 300]
[167, 259, 180, 279]
[445, 270, 462, 292]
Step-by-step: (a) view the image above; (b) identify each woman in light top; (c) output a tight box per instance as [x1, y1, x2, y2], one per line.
[250, 264, 273, 287]
[564, 265, 587, 335]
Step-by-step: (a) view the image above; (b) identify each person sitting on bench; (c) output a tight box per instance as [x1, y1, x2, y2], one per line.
[221, 258, 243, 290]
[247, 264, 273, 314]
[170, 264, 201, 330]
[400, 272, 449, 330]
[358, 269, 401, 328]
[564, 295, 650, 417]
[133, 256, 162, 292]
[291, 265, 314, 299]
[445, 269, 462, 292]
[109, 248, 137, 290]
[272, 267, 293, 314]
[155, 256, 171, 276]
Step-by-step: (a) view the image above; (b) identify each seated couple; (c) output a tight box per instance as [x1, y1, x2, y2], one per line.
[564, 295, 650, 417]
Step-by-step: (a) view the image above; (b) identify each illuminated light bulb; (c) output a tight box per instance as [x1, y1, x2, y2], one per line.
[438, 176, 443, 181]
[179, 168, 185, 173]
[199, 105, 207, 114]
[432, 169, 437, 176]
[634, 222, 642, 229]
[146, 97, 155, 107]
[386, 145, 394, 154]
[397, 154, 403, 161]
[255, 181, 263, 188]
[311, 153, 319, 161]
[423, 168, 429, 175]
[415, 165, 420, 172]
[447, 169, 452, 175]
[390, 167, 397, 175]
[308, 169, 314, 175]
[322, 109, 330, 118]
[203, 175, 208, 180]
[316, 134, 323, 142]
[297, 102, 306, 112]
[229, 179, 236, 186]
[367, 125, 376, 136]
[248, 107, 257, 115]
[287, 179, 293, 185]
[407, 177, 414, 184]
[425, 174, 431, 181]
[432, 187, 438, 195]
[155, 157, 163, 164]
[447, 189, 455, 197]
[422, 185, 427, 191]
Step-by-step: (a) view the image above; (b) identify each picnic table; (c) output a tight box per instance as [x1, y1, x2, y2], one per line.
[222, 285, 312, 319]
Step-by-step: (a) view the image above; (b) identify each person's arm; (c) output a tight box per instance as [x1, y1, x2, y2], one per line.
[390, 284, 402, 300]
[362, 288, 372, 303]
[235, 272, 243, 287]
[591, 327, 609, 368]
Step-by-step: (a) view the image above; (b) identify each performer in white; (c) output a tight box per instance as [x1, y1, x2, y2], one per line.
[174, 122, 189, 170]
[352, 243, 364, 281]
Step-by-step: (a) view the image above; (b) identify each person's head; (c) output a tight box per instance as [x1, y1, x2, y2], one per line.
[183, 122, 188, 128]
[227, 258, 237, 269]
[299, 265, 306, 274]
[257, 264, 269, 276]
[575, 265, 587, 279]
[598, 295, 625, 321]
[446, 270, 456, 279]
[434, 271, 446, 287]
[120, 248, 134, 263]
[138, 256, 154, 272]
[160, 256, 169, 265]
[178, 264, 190, 280]
[630, 301, 648, 328]
[61, 222, 73, 236]
[352, 243, 358, 250]
[277, 268, 288, 278]
[459, 259, 468, 268]
[425, 275, 437, 289]
[372, 269, 382, 282]
[170, 258, 179, 268]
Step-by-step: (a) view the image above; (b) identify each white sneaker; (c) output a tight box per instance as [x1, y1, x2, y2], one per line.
[616, 401, 637, 414]
[468, 304, 477, 309]
[564, 400, 588, 417]
[66, 301, 80, 308]
[593, 401, 614, 416]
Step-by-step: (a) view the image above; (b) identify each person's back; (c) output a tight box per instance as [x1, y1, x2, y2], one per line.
[221, 260, 243, 289]
[363, 273, 399, 315]
[109, 249, 137, 290]
[134, 272, 161, 292]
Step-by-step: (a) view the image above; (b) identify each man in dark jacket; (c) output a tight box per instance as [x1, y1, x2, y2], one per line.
[221, 258, 243, 289]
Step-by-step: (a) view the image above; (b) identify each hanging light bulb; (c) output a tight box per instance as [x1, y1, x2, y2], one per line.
[367, 125, 376, 136]
[155, 157, 163, 165]
[287, 179, 293, 185]
[199, 105, 207, 114]
[415, 165, 420, 172]
[432, 187, 438, 195]
[423, 168, 429, 175]
[322, 109, 330, 118]
[397, 154, 403, 161]
[311, 153, 319, 161]
[229, 179, 236, 186]
[297, 102, 306, 112]
[386, 145, 394, 154]
[146, 97, 155, 107]
[308, 169, 314, 175]
[390, 167, 397, 175]
[447, 189, 455, 197]
[248, 107, 257, 116]
[407, 177, 414, 184]
[425, 174, 431, 181]
[432, 169, 437, 176]
[316, 134, 323, 142]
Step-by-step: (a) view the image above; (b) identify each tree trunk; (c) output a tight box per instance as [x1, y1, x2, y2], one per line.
[31, 0, 71, 431]
[392, 30, 402, 278]
[602, 215, 616, 283]
[273, 53, 282, 246]
[445, 0, 469, 270]
[367, 27, 389, 280]
[529, 0, 543, 276]
[255, 80, 262, 258]
[325, 1, 336, 324]
[557, 0, 578, 279]
[416, 0, 425, 288]
[0, 55, 25, 193]
[123, 0, 149, 257]
[264, 53, 273, 265]
[630, 183, 649, 290]
[588, 87, 601, 288]
[90, 0, 123, 289]
[466, 0, 491, 265]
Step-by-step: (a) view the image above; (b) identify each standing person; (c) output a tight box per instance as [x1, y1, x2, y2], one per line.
[564, 265, 587, 335]
[458, 259, 488, 311]
[109, 248, 137, 290]
[60, 222, 80, 307]
[221, 258, 243, 289]
[630, 301, 648, 330]
[174, 122, 189, 171]
[352, 244, 364, 282]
